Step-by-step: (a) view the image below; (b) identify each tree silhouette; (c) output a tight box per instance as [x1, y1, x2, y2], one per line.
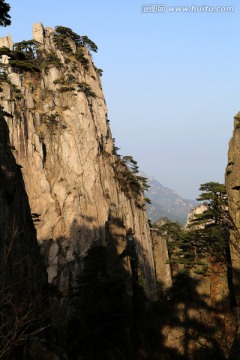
[188, 182, 231, 263]
[0, 0, 11, 27]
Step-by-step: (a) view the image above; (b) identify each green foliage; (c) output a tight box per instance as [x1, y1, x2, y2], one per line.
[144, 197, 152, 204]
[136, 175, 150, 192]
[122, 155, 139, 174]
[113, 153, 150, 200]
[156, 182, 231, 274]
[189, 182, 231, 264]
[96, 68, 103, 76]
[0, 41, 41, 74]
[53, 74, 77, 88]
[8, 59, 40, 73]
[81, 35, 98, 53]
[65, 73, 77, 83]
[13, 40, 39, 59]
[41, 52, 63, 70]
[0, 0, 11, 27]
[58, 86, 75, 93]
[126, 171, 142, 196]
[54, 26, 98, 56]
[74, 49, 89, 69]
[0, 46, 12, 57]
[157, 220, 196, 270]
[77, 82, 96, 97]
[0, 25, 98, 80]
[53, 77, 64, 85]
[192, 182, 228, 227]
[0, 25, 98, 79]
[53, 27, 73, 54]
[157, 220, 182, 238]
[44, 113, 60, 135]
[54, 26, 82, 46]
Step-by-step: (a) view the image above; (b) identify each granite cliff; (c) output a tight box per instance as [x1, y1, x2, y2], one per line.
[0, 23, 158, 299]
[0, 111, 46, 358]
[225, 112, 240, 353]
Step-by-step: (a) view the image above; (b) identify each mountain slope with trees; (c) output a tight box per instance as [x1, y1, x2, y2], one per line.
[145, 176, 197, 224]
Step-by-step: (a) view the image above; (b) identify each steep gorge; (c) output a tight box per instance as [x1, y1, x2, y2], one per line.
[1, 21, 237, 360]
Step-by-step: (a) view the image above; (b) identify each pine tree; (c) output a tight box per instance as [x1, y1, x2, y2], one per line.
[0, 0, 11, 27]
[156, 182, 232, 274]
[188, 182, 231, 264]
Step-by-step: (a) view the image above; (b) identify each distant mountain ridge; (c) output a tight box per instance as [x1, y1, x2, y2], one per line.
[145, 176, 197, 224]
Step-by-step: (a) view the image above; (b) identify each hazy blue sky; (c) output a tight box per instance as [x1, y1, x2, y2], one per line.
[1, 0, 239, 199]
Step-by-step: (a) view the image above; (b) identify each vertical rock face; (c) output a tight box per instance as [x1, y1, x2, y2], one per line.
[0, 112, 45, 291]
[224, 112, 240, 356]
[226, 112, 240, 321]
[0, 23, 157, 298]
[151, 228, 172, 290]
[0, 112, 46, 357]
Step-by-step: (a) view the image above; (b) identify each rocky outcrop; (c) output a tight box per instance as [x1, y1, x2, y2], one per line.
[0, 23, 157, 298]
[150, 219, 172, 291]
[225, 112, 240, 347]
[152, 229, 172, 290]
[185, 204, 207, 228]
